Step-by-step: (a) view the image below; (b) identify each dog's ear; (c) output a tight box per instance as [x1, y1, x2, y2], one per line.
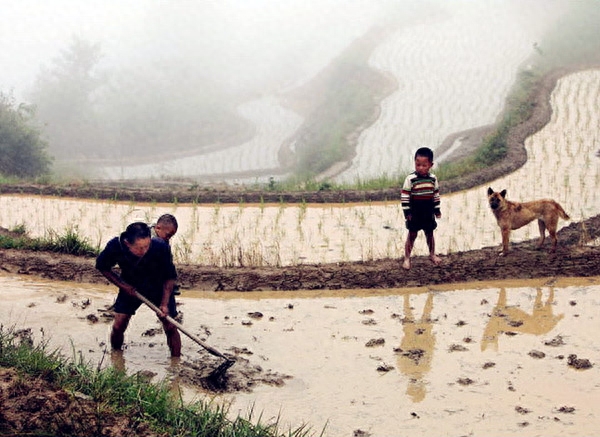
[487, 187, 493, 196]
[500, 189, 507, 198]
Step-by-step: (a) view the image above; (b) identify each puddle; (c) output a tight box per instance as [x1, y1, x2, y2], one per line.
[2, 273, 599, 436]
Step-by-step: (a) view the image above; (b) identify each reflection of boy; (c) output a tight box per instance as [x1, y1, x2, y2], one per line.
[401, 147, 442, 270]
[151, 214, 181, 295]
[397, 293, 435, 403]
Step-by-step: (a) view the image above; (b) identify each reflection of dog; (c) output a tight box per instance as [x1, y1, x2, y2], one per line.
[487, 187, 570, 254]
[481, 287, 564, 351]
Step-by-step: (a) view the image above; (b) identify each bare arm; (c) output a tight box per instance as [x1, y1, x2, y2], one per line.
[158, 278, 176, 318]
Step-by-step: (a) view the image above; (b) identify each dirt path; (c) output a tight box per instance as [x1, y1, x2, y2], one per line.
[1, 211, 599, 292]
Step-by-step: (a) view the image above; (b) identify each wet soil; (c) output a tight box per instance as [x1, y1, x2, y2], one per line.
[0, 66, 599, 291]
[0, 366, 157, 437]
[2, 65, 600, 436]
[1, 212, 599, 292]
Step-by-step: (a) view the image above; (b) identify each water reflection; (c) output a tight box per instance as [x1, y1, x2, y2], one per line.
[396, 292, 435, 403]
[481, 287, 564, 351]
[2, 274, 598, 437]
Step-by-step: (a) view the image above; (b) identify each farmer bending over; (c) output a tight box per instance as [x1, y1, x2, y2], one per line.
[96, 222, 181, 357]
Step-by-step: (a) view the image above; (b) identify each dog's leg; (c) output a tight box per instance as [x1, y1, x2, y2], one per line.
[546, 215, 560, 253]
[547, 224, 559, 253]
[500, 227, 511, 255]
[536, 219, 546, 249]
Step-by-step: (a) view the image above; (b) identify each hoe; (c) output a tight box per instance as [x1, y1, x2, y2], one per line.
[134, 290, 235, 381]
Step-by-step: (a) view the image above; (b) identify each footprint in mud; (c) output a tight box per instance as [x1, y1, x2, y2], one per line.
[141, 328, 162, 337]
[85, 314, 99, 324]
[528, 350, 545, 359]
[567, 354, 593, 369]
[544, 335, 565, 346]
[365, 338, 385, 347]
[457, 377, 474, 386]
[448, 343, 468, 352]
[376, 363, 394, 373]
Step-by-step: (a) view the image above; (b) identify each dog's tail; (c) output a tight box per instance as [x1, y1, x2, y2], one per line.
[556, 202, 570, 220]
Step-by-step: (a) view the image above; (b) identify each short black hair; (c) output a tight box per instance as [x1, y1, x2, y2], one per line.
[156, 214, 178, 229]
[122, 222, 151, 244]
[415, 147, 434, 162]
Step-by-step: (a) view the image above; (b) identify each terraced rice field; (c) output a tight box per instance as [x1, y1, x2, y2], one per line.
[95, 0, 564, 183]
[0, 69, 598, 266]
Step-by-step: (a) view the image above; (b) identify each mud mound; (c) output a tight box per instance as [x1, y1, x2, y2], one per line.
[176, 352, 291, 394]
[0, 368, 155, 437]
[1, 211, 599, 292]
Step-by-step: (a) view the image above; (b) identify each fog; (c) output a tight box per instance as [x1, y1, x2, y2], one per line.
[1, 0, 590, 183]
[2, 1, 381, 97]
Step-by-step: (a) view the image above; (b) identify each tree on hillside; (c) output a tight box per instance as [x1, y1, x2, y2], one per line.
[28, 37, 105, 160]
[0, 92, 52, 178]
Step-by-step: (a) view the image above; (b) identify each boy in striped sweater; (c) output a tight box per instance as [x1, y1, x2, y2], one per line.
[401, 147, 442, 270]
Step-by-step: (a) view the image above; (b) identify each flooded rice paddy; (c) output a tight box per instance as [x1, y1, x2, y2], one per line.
[1, 69, 600, 435]
[91, 1, 563, 183]
[337, 0, 563, 183]
[0, 70, 599, 267]
[2, 274, 599, 436]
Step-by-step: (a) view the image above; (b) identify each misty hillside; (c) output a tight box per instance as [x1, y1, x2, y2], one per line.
[2, 0, 599, 184]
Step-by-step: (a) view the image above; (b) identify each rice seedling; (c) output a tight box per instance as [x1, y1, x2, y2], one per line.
[211, 204, 221, 226]
[173, 235, 193, 264]
[297, 201, 307, 224]
[360, 238, 374, 262]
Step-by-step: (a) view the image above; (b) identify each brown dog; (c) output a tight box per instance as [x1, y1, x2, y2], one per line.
[487, 187, 570, 255]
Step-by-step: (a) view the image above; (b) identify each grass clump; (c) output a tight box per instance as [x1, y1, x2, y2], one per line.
[0, 326, 321, 437]
[0, 224, 98, 256]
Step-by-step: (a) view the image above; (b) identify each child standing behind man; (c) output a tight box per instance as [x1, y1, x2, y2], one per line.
[151, 214, 181, 295]
[401, 147, 442, 270]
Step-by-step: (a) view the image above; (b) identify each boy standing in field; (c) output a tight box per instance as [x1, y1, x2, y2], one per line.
[151, 214, 181, 295]
[401, 147, 442, 270]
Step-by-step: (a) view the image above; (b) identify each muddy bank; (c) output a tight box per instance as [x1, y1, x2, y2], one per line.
[0, 367, 158, 437]
[1, 212, 598, 292]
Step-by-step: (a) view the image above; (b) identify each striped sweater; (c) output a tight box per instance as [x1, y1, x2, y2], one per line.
[401, 172, 441, 218]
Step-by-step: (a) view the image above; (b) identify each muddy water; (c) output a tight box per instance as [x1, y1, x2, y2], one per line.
[2, 273, 599, 436]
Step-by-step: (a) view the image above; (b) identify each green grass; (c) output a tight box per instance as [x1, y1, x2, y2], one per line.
[0, 224, 99, 256]
[0, 326, 322, 437]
